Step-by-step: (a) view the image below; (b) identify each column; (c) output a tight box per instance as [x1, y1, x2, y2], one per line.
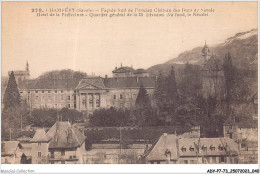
[93, 93, 96, 108]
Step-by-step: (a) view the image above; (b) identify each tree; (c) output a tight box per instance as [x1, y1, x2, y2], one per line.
[58, 108, 83, 123]
[133, 84, 157, 127]
[89, 108, 131, 127]
[154, 67, 179, 125]
[3, 71, 20, 110]
[223, 53, 236, 116]
[30, 108, 57, 127]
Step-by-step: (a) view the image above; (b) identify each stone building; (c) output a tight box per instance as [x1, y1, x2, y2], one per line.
[1, 141, 23, 164]
[8, 61, 30, 84]
[201, 43, 225, 99]
[17, 66, 156, 114]
[75, 76, 156, 115]
[146, 133, 239, 164]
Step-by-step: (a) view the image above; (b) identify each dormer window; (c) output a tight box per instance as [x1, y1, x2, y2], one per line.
[218, 145, 224, 151]
[210, 145, 215, 151]
[189, 146, 194, 152]
[181, 147, 186, 152]
[164, 149, 171, 157]
[202, 145, 207, 151]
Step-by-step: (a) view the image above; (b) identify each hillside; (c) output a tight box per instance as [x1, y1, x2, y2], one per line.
[147, 29, 258, 75]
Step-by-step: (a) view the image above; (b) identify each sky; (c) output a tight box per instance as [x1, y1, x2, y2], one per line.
[2, 1, 258, 78]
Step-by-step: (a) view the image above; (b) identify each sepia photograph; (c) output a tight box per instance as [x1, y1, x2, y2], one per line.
[1, 1, 258, 173]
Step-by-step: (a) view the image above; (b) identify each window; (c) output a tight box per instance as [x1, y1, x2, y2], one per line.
[35, 96, 39, 101]
[74, 103, 76, 108]
[61, 95, 64, 100]
[42, 91, 44, 93]
[89, 94, 93, 107]
[96, 94, 100, 107]
[20, 92, 23, 94]
[38, 152, 41, 157]
[212, 157, 216, 163]
[61, 161, 65, 164]
[51, 151, 54, 158]
[38, 143, 41, 146]
[210, 146, 215, 151]
[219, 145, 224, 151]
[51, 162, 54, 164]
[55, 95, 58, 101]
[48, 91, 51, 93]
[219, 156, 225, 163]
[114, 95, 116, 99]
[55, 104, 57, 108]
[181, 147, 186, 152]
[67, 104, 70, 108]
[190, 147, 194, 152]
[55, 90, 57, 93]
[61, 90, 63, 93]
[61, 150, 65, 156]
[202, 146, 207, 151]
[190, 160, 196, 164]
[120, 94, 123, 99]
[156, 161, 160, 164]
[38, 162, 41, 164]
[27, 91, 30, 94]
[184, 160, 188, 164]
[67, 96, 70, 100]
[48, 95, 52, 101]
[35, 91, 38, 93]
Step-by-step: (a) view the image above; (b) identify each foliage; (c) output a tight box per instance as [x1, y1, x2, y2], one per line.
[154, 67, 179, 125]
[30, 108, 57, 127]
[37, 69, 87, 79]
[132, 84, 158, 127]
[89, 108, 131, 127]
[3, 71, 21, 110]
[58, 108, 84, 123]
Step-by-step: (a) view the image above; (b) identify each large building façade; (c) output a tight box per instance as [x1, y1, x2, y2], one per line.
[17, 65, 156, 115]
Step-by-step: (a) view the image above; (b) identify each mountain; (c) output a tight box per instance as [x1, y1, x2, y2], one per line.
[147, 29, 258, 75]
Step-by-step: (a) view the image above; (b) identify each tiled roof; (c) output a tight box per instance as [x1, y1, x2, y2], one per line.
[1, 141, 22, 156]
[178, 138, 199, 157]
[31, 129, 49, 142]
[47, 122, 86, 149]
[103, 77, 156, 89]
[18, 79, 80, 90]
[146, 134, 178, 161]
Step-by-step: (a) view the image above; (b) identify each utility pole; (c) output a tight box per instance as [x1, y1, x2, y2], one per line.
[9, 128, 12, 141]
[21, 114, 23, 130]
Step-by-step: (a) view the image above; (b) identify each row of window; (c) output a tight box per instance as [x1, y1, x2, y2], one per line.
[34, 95, 71, 101]
[33, 103, 73, 109]
[181, 145, 224, 152]
[20, 90, 70, 94]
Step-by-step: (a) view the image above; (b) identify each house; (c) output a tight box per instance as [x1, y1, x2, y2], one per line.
[30, 128, 49, 164]
[146, 133, 239, 164]
[17, 65, 156, 114]
[1, 141, 23, 164]
[47, 122, 86, 164]
[146, 133, 178, 164]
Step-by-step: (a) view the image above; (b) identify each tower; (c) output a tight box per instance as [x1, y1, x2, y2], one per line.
[26, 61, 29, 72]
[201, 41, 211, 64]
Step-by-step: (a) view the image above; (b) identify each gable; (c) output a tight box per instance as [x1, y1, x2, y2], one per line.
[78, 84, 102, 90]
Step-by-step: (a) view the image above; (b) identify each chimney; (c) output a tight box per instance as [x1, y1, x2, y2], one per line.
[136, 76, 139, 83]
[163, 133, 167, 137]
[115, 66, 117, 70]
[105, 75, 107, 78]
[155, 76, 158, 81]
